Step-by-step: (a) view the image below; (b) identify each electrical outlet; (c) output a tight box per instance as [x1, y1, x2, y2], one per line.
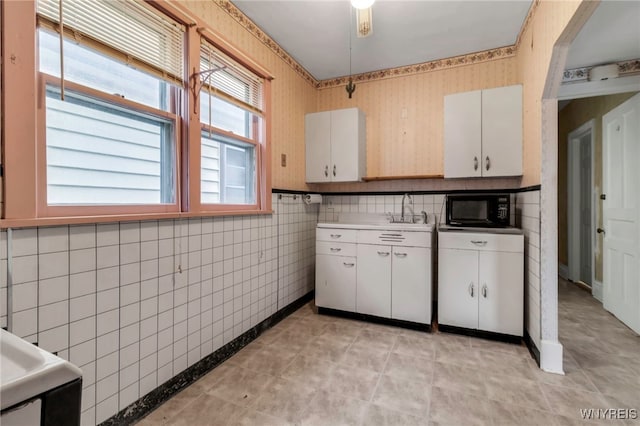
[281, 154, 287, 167]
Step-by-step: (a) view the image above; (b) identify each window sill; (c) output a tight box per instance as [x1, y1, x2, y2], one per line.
[0, 209, 274, 229]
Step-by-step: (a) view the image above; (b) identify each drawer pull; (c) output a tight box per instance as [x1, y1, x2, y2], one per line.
[377, 251, 390, 256]
[330, 247, 342, 252]
[330, 234, 342, 239]
[469, 282, 475, 297]
[482, 284, 487, 298]
[381, 233, 403, 237]
[471, 240, 488, 246]
[394, 252, 407, 258]
[343, 262, 355, 268]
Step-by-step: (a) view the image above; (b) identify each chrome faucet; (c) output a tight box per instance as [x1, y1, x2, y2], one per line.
[401, 193, 415, 223]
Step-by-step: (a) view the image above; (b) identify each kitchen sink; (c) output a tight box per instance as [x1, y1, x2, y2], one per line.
[1, 329, 82, 412]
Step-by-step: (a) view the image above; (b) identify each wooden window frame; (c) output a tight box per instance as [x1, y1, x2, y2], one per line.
[0, 0, 273, 228]
[36, 73, 182, 217]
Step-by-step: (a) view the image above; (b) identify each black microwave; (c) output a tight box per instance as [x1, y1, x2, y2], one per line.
[446, 194, 510, 227]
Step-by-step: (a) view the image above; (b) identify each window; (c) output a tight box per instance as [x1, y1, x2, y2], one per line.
[1, 0, 272, 224]
[199, 38, 264, 207]
[36, 0, 184, 212]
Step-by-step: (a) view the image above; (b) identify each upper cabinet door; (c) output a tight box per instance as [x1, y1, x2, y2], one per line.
[481, 85, 523, 177]
[331, 108, 364, 182]
[305, 111, 332, 183]
[444, 90, 482, 178]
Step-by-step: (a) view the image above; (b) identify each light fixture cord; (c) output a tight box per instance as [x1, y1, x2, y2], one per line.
[349, 5, 353, 77]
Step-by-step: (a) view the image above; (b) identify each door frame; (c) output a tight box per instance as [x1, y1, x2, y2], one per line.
[566, 119, 595, 291]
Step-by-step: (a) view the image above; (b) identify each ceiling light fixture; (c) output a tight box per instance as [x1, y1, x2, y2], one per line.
[351, 0, 374, 10]
[355, 7, 373, 38]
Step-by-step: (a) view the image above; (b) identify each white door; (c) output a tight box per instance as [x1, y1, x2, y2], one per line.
[331, 108, 360, 182]
[603, 93, 640, 334]
[481, 85, 523, 177]
[391, 246, 431, 324]
[478, 251, 524, 336]
[305, 111, 331, 182]
[444, 90, 482, 178]
[315, 254, 356, 311]
[356, 244, 391, 317]
[437, 248, 479, 329]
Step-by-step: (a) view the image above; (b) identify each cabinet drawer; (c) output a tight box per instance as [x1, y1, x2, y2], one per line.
[316, 241, 357, 257]
[357, 230, 430, 248]
[317, 228, 357, 243]
[438, 232, 523, 253]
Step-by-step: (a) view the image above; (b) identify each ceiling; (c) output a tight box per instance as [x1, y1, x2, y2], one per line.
[565, 0, 640, 70]
[230, 0, 639, 83]
[231, 0, 532, 81]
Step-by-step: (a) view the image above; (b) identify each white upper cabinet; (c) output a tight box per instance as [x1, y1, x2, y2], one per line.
[305, 108, 366, 183]
[444, 90, 482, 178]
[481, 85, 523, 177]
[305, 111, 331, 182]
[444, 84, 522, 178]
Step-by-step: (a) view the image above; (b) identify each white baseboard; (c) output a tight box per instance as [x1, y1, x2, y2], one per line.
[592, 280, 603, 302]
[540, 340, 564, 375]
[558, 263, 569, 280]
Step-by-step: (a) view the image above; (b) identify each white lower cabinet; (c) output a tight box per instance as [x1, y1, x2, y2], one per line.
[356, 244, 391, 317]
[317, 225, 433, 326]
[478, 251, 524, 336]
[315, 254, 356, 312]
[391, 246, 431, 323]
[438, 231, 524, 337]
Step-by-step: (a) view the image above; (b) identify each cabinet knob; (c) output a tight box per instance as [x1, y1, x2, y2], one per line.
[482, 284, 487, 298]
[469, 282, 475, 297]
[485, 156, 491, 171]
[474, 156, 478, 171]
[324, 165, 329, 177]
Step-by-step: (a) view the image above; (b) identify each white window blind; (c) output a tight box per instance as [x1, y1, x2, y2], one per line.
[37, 0, 185, 83]
[200, 38, 263, 115]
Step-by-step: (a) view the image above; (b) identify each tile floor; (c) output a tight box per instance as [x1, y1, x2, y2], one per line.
[137, 282, 639, 425]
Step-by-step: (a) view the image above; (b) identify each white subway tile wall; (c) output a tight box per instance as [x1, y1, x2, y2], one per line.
[0, 193, 318, 426]
[318, 194, 446, 224]
[516, 190, 541, 349]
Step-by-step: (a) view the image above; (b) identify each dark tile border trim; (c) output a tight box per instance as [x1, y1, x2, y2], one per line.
[99, 290, 314, 426]
[523, 330, 541, 366]
[317, 307, 432, 332]
[272, 185, 541, 198]
[438, 324, 523, 345]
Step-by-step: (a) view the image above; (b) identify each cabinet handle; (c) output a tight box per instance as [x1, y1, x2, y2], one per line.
[377, 251, 390, 256]
[485, 156, 491, 171]
[471, 240, 487, 246]
[330, 234, 342, 239]
[474, 156, 478, 171]
[330, 247, 342, 252]
[343, 262, 355, 268]
[469, 282, 475, 297]
[394, 252, 407, 258]
[324, 165, 329, 177]
[333, 164, 336, 177]
[482, 284, 487, 298]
